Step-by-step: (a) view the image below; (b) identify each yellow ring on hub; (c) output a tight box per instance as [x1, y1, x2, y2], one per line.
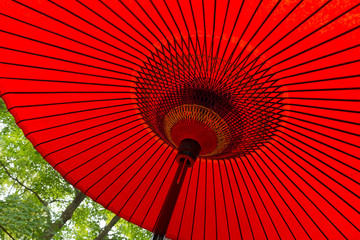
[164, 104, 231, 157]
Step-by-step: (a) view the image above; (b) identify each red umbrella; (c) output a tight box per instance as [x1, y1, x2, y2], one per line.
[0, 0, 359, 239]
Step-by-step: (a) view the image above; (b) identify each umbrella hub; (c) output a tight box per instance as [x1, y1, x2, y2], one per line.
[164, 104, 231, 157]
[135, 51, 283, 159]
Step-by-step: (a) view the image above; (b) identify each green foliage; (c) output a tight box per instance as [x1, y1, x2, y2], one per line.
[0, 195, 49, 239]
[0, 99, 151, 239]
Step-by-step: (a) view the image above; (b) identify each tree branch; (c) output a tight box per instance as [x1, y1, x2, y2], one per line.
[41, 190, 86, 240]
[93, 215, 121, 240]
[0, 160, 48, 207]
[0, 223, 15, 240]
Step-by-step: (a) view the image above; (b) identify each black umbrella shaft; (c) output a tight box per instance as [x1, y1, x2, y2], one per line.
[153, 139, 201, 240]
[152, 158, 189, 240]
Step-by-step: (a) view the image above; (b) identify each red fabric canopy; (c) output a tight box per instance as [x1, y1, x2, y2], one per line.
[0, 0, 359, 239]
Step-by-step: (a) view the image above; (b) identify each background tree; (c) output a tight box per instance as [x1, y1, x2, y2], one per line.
[0, 99, 151, 240]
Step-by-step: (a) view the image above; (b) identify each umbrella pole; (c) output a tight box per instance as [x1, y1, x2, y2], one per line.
[152, 139, 201, 240]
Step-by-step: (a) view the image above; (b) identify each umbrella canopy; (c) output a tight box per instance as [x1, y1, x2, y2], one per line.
[0, 0, 359, 239]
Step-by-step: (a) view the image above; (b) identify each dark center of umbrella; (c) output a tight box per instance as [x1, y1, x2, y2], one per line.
[135, 41, 284, 159]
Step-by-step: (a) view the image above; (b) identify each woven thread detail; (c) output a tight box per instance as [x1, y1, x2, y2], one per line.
[164, 104, 231, 156]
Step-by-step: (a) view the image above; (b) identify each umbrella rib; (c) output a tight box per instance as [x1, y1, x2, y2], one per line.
[235, 10, 358, 86]
[225, 50, 359, 92]
[89, 136, 156, 199]
[212, 0, 246, 82]
[54, 124, 147, 172]
[210, 0, 229, 74]
[0, 46, 137, 75]
[122, 0, 189, 67]
[221, 160, 243, 239]
[278, 74, 360, 87]
[248, 151, 314, 239]
[75, 0, 154, 55]
[0, 12, 141, 66]
[268, 59, 360, 84]
[285, 102, 360, 114]
[282, 118, 360, 149]
[0, 61, 135, 81]
[46, 0, 149, 58]
[269, 42, 360, 78]
[176, 166, 194, 238]
[180, 94, 348, 139]
[139, 149, 176, 226]
[17, 103, 135, 126]
[232, 156, 269, 239]
[229, 55, 269, 94]
[202, 0, 209, 79]
[176, 0, 203, 74]
[111, 143, 168, 214]
[217, 160, 236, 240]
[248, 152, 303, 239]
[242, 105, 360, 185]
[276, 86, 360, 92]
[230, 0, 305, 77]
[236, 137, 359, 215]
[129, 148, 175, 222]
[131, 1, 330, 95]
[0, 77, 133, 88]
[239, 0, 332, 71]
[190, 159, 202, 239]
[232, 70, 278, 107]
[24, 107, 136, 137]
[49, 120, 145, 163]
[4, 97, 135, 112]
[262, 144, 331, 238]
[260, 2, 360, 69]
[135, 1, 198, 86]
[61, 124, 148, 179]
[148, 0, 194, 68]
[33, 112, 141, 148]
[188, 0, 206, 80]
[285, 108, 360, 128]
[278, 124, 360, 174]
[239, 11, 360, 79]
[280, 97, 360, 102]
[282, 114, 360, 139]
[269, 32, 360, 73]
[218, 0, 280, 85]
[148, 2, 198, 85]
[228, 158, 255, 239]
[211, 160, 219, 240]
[242, 154, 282, 239]
[3, 91, 132, 94]
[266, 142, 355, 237]
[236, 109, 360, 189]
[207, 0, 218, 87]
[8, 0, 195, 83]
[135, 40, 202, 90]
[118, 0, 197, 81]
[11, 0, 142, 61]
[274, 132, 360, 212]
[0, 29, 141, 69]
[226, 45, 359, 94]
[162, 0, 199, 82]
[203, 160, 208, 240]
[215, 0, 265, 82]
[4, 0, 356, 93]
[229, 45, 356, 91]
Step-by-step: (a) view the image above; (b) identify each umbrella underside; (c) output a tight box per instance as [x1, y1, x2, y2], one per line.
[0, 0, 359, 239]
